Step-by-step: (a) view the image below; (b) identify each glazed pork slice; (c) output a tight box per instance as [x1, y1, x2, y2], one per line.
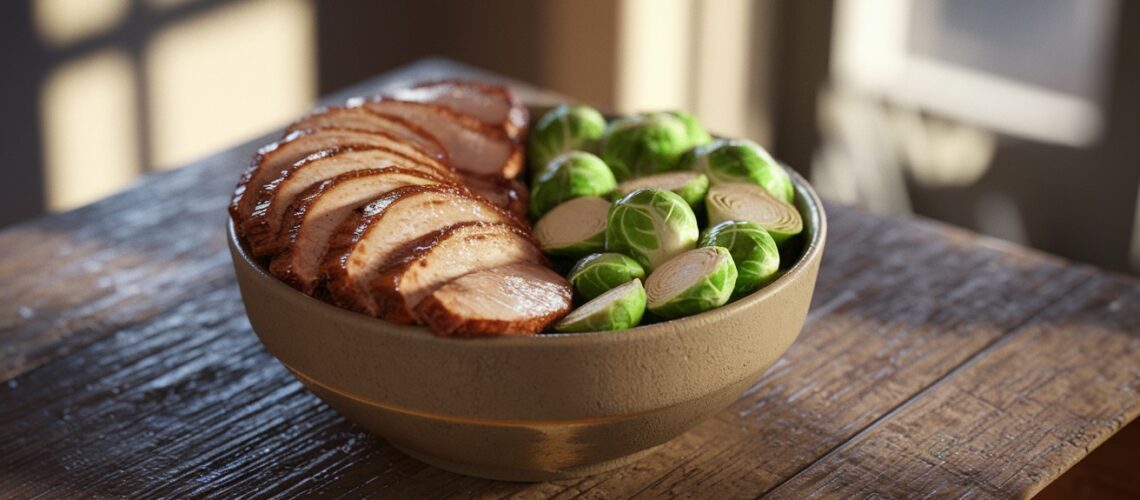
[231, 128, 451, 226]
[268, 168, 448, 293]
[415, 262, 571, 336]
[458, 172, 529, 223]
[369, 222, 546, 324]
[363, 99, 523, 179]
[386, 80, 528, 141]
[323, 187, 524, 317]
[243, 147, 454, 257]
[285, 106, 448, 162]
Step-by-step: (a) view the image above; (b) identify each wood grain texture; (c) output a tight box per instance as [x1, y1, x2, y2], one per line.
[1, 59, 1139, 498]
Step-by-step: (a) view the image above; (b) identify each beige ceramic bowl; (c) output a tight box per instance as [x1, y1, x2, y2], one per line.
[228, 170, 826, 481]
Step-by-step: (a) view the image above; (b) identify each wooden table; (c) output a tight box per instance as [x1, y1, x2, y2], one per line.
[2, 59, 1138, 499]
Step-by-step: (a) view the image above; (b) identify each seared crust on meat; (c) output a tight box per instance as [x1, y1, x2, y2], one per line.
[285, 106, 449, 163]
[459, 172, 529, 224]
[393, 79, 529, 142]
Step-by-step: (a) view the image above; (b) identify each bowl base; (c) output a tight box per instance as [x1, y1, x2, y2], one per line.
[390, 441, 661, 482]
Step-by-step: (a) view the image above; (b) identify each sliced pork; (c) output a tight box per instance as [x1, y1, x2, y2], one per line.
[231, 128, 451, 226]
[369, 222, 546, 324]
[285, 106, 448, 162]
[323, 186, 523, 317]
[415, 262, 571, 336]
[243, 147, 455, 257]
[387, 80, 528, 142]
[363, 99, 523, 179]
[268, 168, 448, 293]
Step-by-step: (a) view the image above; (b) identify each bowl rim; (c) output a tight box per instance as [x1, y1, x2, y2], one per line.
[228, 168, 826, 347]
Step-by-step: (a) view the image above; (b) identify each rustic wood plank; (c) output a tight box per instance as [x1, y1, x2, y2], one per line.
[764, 273, 1140, 498]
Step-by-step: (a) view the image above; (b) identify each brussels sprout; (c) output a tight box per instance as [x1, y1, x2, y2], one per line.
[705, 183, 802, 245]
[599, 114, 691, 180]
[605, 188, 699, 271]
[554, 279, 647, 333]
[529, 151, 617, 219]
[528, 104, 607, 171]
[645, 247, 737, 319]
[533, 196, 610, 258]
[616, 171, 709, 208]
[699, 221, 780, 297]
[662, 111, 712, 148]
[567, 252, 647, 300]
[679, 139, 794, 204]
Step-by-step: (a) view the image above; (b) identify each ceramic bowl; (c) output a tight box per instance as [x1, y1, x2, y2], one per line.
[228, 169, 826, 481]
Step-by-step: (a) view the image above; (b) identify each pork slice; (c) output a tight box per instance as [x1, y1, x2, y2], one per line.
[387, 80, 528, 142]
[458, 172, 529, 223]
[268, 168, 447, 293]
[285, 106, 448, 162]
[243, 147, 454, 257]
[230, 128, 451, 226]
[322, 189, 524, 318]
[369, 222, 546, 324]
[415, 262, 571, 337]
[363, 99, 523, 179]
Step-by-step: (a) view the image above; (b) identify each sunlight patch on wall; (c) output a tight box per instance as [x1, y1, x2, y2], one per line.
[616, 0, 693, 114]
[145, 0, 315, 169]
[34, 0, 130, 47]
[692, 0, 754, 139]
[40, 50, 141, 211]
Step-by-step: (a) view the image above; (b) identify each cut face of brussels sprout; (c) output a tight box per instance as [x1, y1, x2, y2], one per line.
[554, 279, 647, 333]
[700, 220, 780, 297]
[645, 247, 737, 319]
[528, 151, 617, 219]
[679, 139, 795, 204]
[527, 104, 607, 172]
[599, 114, 691, 181]
[533, 196, 610, 258]
[567, 252, 647, 300]
[706, 183, 802, 245]
[605, 188, 699, 272]
[617, 171, 709, 208]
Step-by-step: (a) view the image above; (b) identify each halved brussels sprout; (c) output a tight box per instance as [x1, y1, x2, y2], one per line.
[527, 104, 607, 171]
[605, 188, 699, 271]
[533, 196, 610, 258]
[645, 246, 737, 319]
[567, 252, 647, 300]
[706, 183, 802, 245]
[616, 171, 709, 208]
[699, 220, 780, 297]
[529, 151, 617, 219]
[554, 279, 647, 333]
[679, 139, 794, 204]
[599, 114, 691, 181]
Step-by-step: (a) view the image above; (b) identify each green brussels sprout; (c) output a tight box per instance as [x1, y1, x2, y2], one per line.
[527, 104, 607, 171]
[554, 279, 647, 333]
[645, 247, 737, 319]
[533, 196, 610, 258]
[699, 221, 780, 297]
[662, 111, 712, 148]
[605, 188, 699, 272]
[599, 114, 691, 181]
[617, 171, 709, 208]
[706, 183, 802, 245]
[528, 151, 617, 219]
[679, 139, 794, 204]
[567, 252, 647, 300]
